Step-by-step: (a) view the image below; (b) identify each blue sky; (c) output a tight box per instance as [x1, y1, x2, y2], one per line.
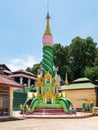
[0, 0, 98, 71]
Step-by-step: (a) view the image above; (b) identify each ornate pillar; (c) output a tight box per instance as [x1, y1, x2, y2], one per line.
[45, 98, 47, 104]
[58, 75, 61, 88]
[28, 79, 31, 88]
[36, 87, 39, 94]
[20, 77, 23, 85]
[51, 98, 54, 104]
[53, 87, 55, 94]
[9, 87, 13, 117]
[34, 81, 36, 86]
[41, 86, 43, 94]
[56, 88, 58, 94]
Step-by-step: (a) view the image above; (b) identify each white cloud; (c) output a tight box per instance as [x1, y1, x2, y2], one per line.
[7, 55, 40, 71]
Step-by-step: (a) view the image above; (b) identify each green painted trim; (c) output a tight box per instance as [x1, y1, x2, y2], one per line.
[30, 98, 39, 111]
[59, 83, 95, 91]
[43, 44, 53, 47]
[36, 103, 63, 108]
[24, 98, 32, 107]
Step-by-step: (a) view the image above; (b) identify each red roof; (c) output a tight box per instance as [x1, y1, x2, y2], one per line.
[9, 73, 37, 80]
[0, 64, 11, 71]
[13, 69, 36, 77]
[9, 69, 37, 80]
[0, 75, 23, 88]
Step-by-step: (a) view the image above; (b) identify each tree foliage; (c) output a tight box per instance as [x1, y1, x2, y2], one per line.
[53, 44, 69, 80]
[68, 36, 97, 81]
[26, 63, 40, 75]
[53, 37, 97, 83]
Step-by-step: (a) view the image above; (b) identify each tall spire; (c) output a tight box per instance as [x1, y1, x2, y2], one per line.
[44, 11, 52, 36]
[42, 10, 53, 44]
[42, 10, 54, 77]
[65, 73, 69, 86]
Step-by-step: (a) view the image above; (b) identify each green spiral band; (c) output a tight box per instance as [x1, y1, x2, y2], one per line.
[42, 45, 54, 77]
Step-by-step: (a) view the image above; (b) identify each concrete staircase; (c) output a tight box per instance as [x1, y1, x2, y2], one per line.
[33, 108, 67, 115]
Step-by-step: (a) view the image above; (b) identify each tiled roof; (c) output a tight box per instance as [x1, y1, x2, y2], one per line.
[9, 69, 37, 80]
[3, 69, 12, 74]
[0, 64, 11, 71]
[0, 75, 23, 88]
[7, 69, 37, 81]
[13, 69, 36, 77]
[9, 73, 37, 80]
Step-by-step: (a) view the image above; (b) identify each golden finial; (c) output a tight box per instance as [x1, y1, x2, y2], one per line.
[46, 1, 50, 20]
[44, 11, 52, 36]
[65, 72, 69, 85]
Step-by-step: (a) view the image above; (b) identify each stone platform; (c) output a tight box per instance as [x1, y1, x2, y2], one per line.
[13, 110, 94, 119]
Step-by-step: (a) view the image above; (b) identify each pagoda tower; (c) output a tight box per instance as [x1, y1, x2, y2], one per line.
[20, 11, 74, 115]
[42, 12, 54, 77]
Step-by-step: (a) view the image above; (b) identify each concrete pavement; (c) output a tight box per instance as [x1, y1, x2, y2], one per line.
[0, 116, 98, 130]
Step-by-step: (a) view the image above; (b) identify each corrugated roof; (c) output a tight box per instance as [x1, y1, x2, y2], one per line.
[59, 82, 95, 91]
[0, 75, 23, 88]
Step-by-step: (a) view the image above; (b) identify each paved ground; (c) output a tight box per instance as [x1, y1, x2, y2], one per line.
[0, 116, 98, 130]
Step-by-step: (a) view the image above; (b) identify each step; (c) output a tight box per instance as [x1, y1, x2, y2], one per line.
[33, 108, 67, 115]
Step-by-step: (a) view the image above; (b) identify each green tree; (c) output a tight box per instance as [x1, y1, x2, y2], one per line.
[69, 36, 97, 80]
[26, 63, 40, 75]
[26, 36, 97, 83]
[85, 37, 97, 67]
[84, 67, 95, 80]
[26, 67, 32, 72]
[84, 66, 98, 84]
[53, 44, 69, 80]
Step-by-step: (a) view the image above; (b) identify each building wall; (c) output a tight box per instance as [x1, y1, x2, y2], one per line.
[61, 88, 96, 108]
